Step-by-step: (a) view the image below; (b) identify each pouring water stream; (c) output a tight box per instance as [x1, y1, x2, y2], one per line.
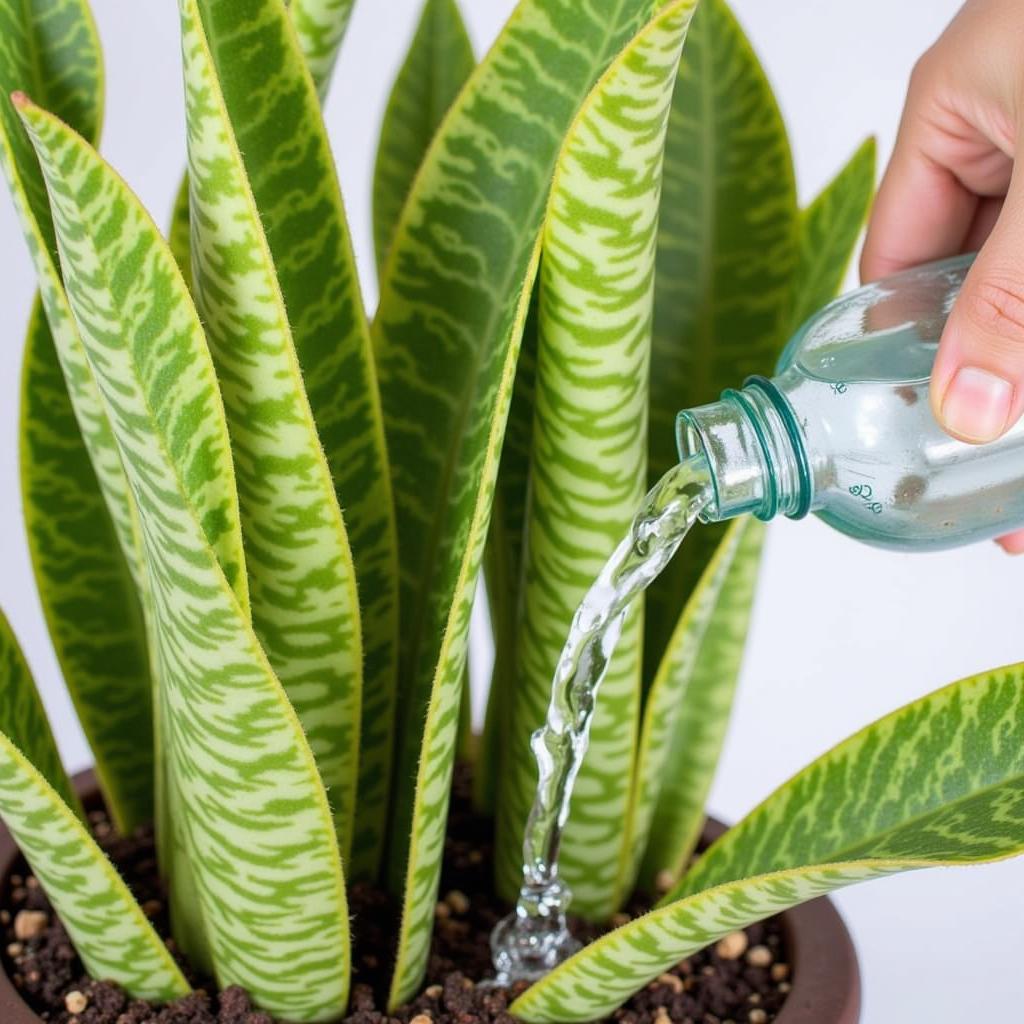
[490, 455, 714, 985]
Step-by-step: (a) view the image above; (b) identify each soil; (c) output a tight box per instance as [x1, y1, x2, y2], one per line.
[2, 770, 791, 1024]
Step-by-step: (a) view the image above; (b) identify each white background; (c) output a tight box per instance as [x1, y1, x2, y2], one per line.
[1, 1, 1019, 1021]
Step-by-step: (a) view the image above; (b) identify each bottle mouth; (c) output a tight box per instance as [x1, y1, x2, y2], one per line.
[675, 399, 774, 523]
[675, 414, 727, 523]
[676, 377, 812, 523]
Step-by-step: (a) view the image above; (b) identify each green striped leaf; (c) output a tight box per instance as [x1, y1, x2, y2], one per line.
[153, 176, 222, 971]
[162, 737, 214, 976]
[167, 0, 356, 278]
[0, 612, 188, 1002]
[372, 0, 474, 275]
[290, 0, 356, 101]
[633, 518, 764, 891]
[185, 0, 397, 880]
[513, 663, 1024, 1022]
[180, 0, 363, 860]
[517, 863, 893, 1023]
[3, 0, 103, 145]
[0, 0, 159, 832]
[475, 289, 538, 814]
[792, 137, 876, 330]
[4, 70, 248, 615]
[673, 665, 1024, 897]
[20, 300, 155, 829]
[643, 0, 798, 686]
[0, 0, 186, 937]
[20, 101, 248, 604]
[376, 0, 673, 1004]
[497, 0, 698, 920]
[165, 6, 393, 864]
[385, 264, 537, 1007]
[18, 98, 349, 1022]
[0, 6, 141, 603]
[0, 606, 77, 812]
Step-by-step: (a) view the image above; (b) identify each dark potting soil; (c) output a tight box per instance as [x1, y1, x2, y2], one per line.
[2, 770, 791, 1024]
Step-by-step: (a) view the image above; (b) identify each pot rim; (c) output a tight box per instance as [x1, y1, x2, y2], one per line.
[0, 771, 860, 1024]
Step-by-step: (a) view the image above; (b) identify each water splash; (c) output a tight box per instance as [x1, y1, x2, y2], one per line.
[490, 456, 714, 985]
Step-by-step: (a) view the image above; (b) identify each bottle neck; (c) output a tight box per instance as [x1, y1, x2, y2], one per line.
[676, 376, 812, 523]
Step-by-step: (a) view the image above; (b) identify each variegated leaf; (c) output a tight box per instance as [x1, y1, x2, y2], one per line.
[18, 98, 349, 1022]
[517, 863, 893, 1023]
[475, 289, 538, 814]
[383, 258, 538, 1006]
[180, 0, 363, 860]
[497, 0, 698, 920]
[633, 518, 764, 891]
[376, 0, 672, 1004]
[290, 0, 357, 101]
[792, 137, 877, 330]
[0, 612, 188, 1002]
[3, 0, 103, 144]
[643, 0, 798, 686]
[1, 10, 143, 603]
[372, 0, 474, 275]
[0, 0, 158, 832]
[167, 0, 357, 276]
[513, 664, 1024, 1022]
[20, 300, 155, 828]
[162, 734, 214, 977]
[185, 0, 397, 879]
[4, 78, 248, 613]
[0, 606, 77, 812]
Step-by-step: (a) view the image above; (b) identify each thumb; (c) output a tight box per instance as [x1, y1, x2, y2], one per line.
[932, 171, 1024, 444]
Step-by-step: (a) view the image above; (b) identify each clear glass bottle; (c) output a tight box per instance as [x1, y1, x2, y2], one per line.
[676, 254, 1024, 551]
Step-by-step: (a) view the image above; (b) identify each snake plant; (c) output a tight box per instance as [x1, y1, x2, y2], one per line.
[1, 0, 1023, 1021]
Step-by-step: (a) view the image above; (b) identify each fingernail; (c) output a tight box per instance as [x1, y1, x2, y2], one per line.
[997, 530, 1024, 556]
[940, 366, 1014, 443]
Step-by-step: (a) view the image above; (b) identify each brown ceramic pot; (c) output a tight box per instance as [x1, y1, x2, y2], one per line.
[0, 772, 860, 1023]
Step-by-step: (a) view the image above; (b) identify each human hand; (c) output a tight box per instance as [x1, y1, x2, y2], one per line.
[861, 0, 1024, 552]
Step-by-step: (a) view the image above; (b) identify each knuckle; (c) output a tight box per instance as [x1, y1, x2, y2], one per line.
[908, 50, 938, 95]
[960, 277, 1024, 350]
